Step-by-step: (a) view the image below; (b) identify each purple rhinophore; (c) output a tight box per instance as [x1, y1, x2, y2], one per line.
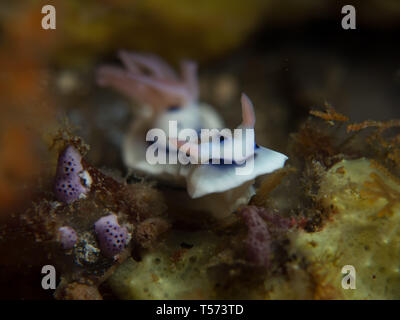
[241, 206, 272, 267]
[54, 146, 88, 204]
[94, 214, 129, 259]
[58, 226, 78, 250]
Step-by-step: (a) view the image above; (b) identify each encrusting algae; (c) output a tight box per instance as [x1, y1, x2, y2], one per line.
[291, 158, 400, 299]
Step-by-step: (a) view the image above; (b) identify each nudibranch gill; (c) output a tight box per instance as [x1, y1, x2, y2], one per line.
[97, 51, 223, 184]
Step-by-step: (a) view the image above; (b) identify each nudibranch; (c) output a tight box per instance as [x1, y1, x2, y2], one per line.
[97, 51, 223, 185]
[179, 94, 288, 198]
[168, 94, 288, 219]
[97, 52, 287, 219]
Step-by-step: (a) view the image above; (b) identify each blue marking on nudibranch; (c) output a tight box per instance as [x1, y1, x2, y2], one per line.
[167, 105, 180, 112]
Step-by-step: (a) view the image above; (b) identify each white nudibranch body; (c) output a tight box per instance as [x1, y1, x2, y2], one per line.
[176, 93, 287, 218]
[97, 52, 287, 219]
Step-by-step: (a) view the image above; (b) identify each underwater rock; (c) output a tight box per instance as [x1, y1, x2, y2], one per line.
[55, 282, 103, 300]
[291, 158, 400, 299]
[107, 230, 219, 299]
[135, 217, 170, 249]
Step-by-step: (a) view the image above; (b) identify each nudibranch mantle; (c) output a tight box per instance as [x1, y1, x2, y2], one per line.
[178, 93, 288, 198]
[187, 146, 288, 198]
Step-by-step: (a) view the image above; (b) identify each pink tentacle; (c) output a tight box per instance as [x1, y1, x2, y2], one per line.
[181, 60, 199, 103]
[120, 52, 178, 80]
[96, 66, 165, 107]
[118, 50, 142, 74]
[241, 93, 256, 128]
[126, 73, 191, 105]
[97, 51, 201, 111]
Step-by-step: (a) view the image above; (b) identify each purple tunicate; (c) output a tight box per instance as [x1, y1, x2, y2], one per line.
[241, 206, 272, 267]
[58, 226, 78, 250]
[94, 214, 129, 259]
[54, 146, 89, 204]
[241, 206, 292, 267]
